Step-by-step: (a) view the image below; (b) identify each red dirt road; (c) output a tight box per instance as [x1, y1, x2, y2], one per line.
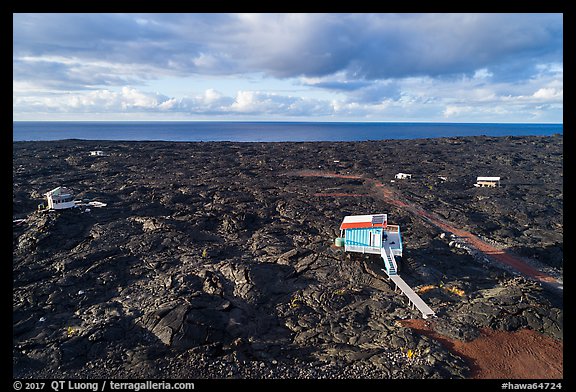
[313, 193, 368, 197]
[293, 170, 561, 288]
[401, 319, 563, 379]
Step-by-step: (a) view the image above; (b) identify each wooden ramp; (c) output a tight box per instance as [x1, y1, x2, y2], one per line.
[389, 275, 435, 319]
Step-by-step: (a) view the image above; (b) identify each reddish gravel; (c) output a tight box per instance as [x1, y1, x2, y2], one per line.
[401, 319, 563, 379]
[313, 193, 368, 197]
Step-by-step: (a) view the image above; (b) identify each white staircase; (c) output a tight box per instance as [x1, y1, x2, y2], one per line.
[381, 247, 398, 275]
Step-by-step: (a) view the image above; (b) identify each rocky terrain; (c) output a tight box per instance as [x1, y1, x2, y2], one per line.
[13, 135, 563, 379]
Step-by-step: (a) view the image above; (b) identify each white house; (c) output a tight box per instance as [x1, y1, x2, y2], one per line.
[395, 173, 412, 180]
[44, 186, 76, 210]
[474, 177, 501, 187]
[90, 150, 105, 156]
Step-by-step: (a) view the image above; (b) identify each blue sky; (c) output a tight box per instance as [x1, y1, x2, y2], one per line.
[13, 13, 563, 122]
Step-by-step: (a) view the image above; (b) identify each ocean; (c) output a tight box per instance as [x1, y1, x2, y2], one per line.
[12, 121, 563, 142]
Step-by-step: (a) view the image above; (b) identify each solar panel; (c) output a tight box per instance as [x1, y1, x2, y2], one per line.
[371, 214, 386, 225]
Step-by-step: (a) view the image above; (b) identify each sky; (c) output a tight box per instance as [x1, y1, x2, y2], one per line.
[13, 13, 563, 122]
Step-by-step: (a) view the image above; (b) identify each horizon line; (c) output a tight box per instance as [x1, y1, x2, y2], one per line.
[13, 120, 564, 125]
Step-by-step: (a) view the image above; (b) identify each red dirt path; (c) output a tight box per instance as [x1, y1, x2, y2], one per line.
[401, 319, 563, 379]
[313, 193, 368, 197]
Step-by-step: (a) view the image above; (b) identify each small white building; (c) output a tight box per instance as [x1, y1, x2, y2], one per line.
[395, 173, 412, 180]
[90, 150, 105, 156]
[474, 177, 501, 187]
[44, 186, 76, 210]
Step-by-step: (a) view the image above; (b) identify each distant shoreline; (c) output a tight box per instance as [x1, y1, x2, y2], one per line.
[12, 134, 564, 145]
[13, 121, 563, 143]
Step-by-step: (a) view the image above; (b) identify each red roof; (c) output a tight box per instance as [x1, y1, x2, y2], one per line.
[339, 214, 387, 230]
[341, 222, 386, 229]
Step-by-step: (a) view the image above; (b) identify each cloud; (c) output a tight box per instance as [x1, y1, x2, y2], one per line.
[12, 13, 563, 122]
[14, 76, 562, 123]
[443, 105, 473, 118]
[13, 87, 334, 119]
[302, 79, 372, 92]
[14, 13, 562, 87]
[14, 87, 171, 113]
[532, 87, 563, 100]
